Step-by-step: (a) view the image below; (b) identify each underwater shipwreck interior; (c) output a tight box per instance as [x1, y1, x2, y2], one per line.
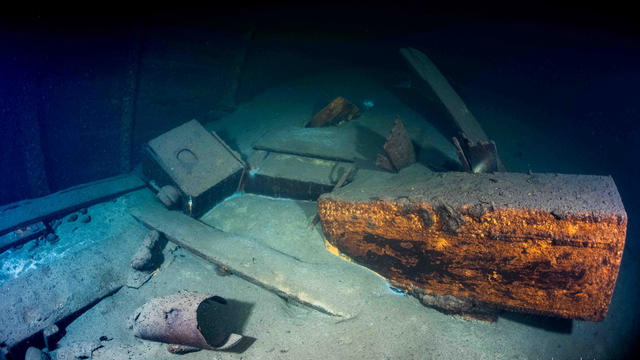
[1, 4, 639, 359]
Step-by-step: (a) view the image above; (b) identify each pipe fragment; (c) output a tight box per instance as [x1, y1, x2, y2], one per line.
[132, 292, 243, 351]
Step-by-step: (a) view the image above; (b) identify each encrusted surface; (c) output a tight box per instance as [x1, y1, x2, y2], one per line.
[318, 165, 627, 321]
[308, 96, 360, 127]
[382, 117, 415, 171]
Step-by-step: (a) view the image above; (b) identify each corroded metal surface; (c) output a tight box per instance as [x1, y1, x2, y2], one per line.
[378, 117, 415, 172]
[132, 292, 242, 350]
[308, 96, 360, 128]
[318, 165, 627, 321]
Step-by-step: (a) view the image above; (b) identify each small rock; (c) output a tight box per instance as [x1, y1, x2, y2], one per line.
[79, 208, 88, 215]
[67, 213, 78, 222]
[141, 230, 161, 249]
[131, 248, 153, 271]
[49, 219, 62, 231]
[79, 215, 91, 223]
[45, 233, 59, 244]
[131, 230, 163, 271]
[167, 344, 201, 354]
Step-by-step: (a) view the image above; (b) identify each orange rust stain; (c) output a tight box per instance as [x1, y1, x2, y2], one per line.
[317, 198, 627, 321]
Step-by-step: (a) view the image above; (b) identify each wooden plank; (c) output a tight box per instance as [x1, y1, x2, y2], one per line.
[245, 152, 352, 200]
[0, 174, 145, 236]
[0, 222, 46, 253]
[318, 164, 627, 321]
[400, 47, 488, 142]
[0, 225, 138, 349]
[119, 35, 141, 173]
[253, 123, 384, 163]
[130, 202, 373, 318]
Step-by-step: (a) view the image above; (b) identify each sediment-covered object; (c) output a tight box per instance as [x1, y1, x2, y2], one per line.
[143, 120, 243, 217]
[132, 292, 243, 351]
[317, 165, 627, 321]
[307, 97, 360, 128]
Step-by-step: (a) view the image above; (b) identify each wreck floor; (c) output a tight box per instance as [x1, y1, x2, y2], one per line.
[4, 57, 639, 358]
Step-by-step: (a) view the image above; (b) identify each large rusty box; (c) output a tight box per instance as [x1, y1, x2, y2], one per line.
[143, 120, 243, 217]
[318, 165, 627, 321]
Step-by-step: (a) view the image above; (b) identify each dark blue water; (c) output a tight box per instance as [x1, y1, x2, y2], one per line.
[1, 6, 638, 358]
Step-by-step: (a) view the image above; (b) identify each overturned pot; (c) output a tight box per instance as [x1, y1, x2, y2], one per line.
[132, 292, 243, 351]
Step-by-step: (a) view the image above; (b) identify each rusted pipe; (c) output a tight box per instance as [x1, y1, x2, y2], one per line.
[132, 292, 243, 351]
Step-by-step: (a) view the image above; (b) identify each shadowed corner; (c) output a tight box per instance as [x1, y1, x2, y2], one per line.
[212, 299, 257, 353]
[500, 311, 573, 334]
[216, 299, 255, 335]
[226, 335, 258, 354]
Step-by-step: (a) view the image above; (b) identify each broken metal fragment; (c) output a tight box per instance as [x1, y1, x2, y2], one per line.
[307, 96, 361, 128]
[457, 134, 505, 173]
[318, 164, 627, 321]
[132, 292, 243, 351]
[451, 137, 471, 172]
[378, 117, 415, 172]
[400, 47, 504, 173]
[375, 153, 394, 172]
